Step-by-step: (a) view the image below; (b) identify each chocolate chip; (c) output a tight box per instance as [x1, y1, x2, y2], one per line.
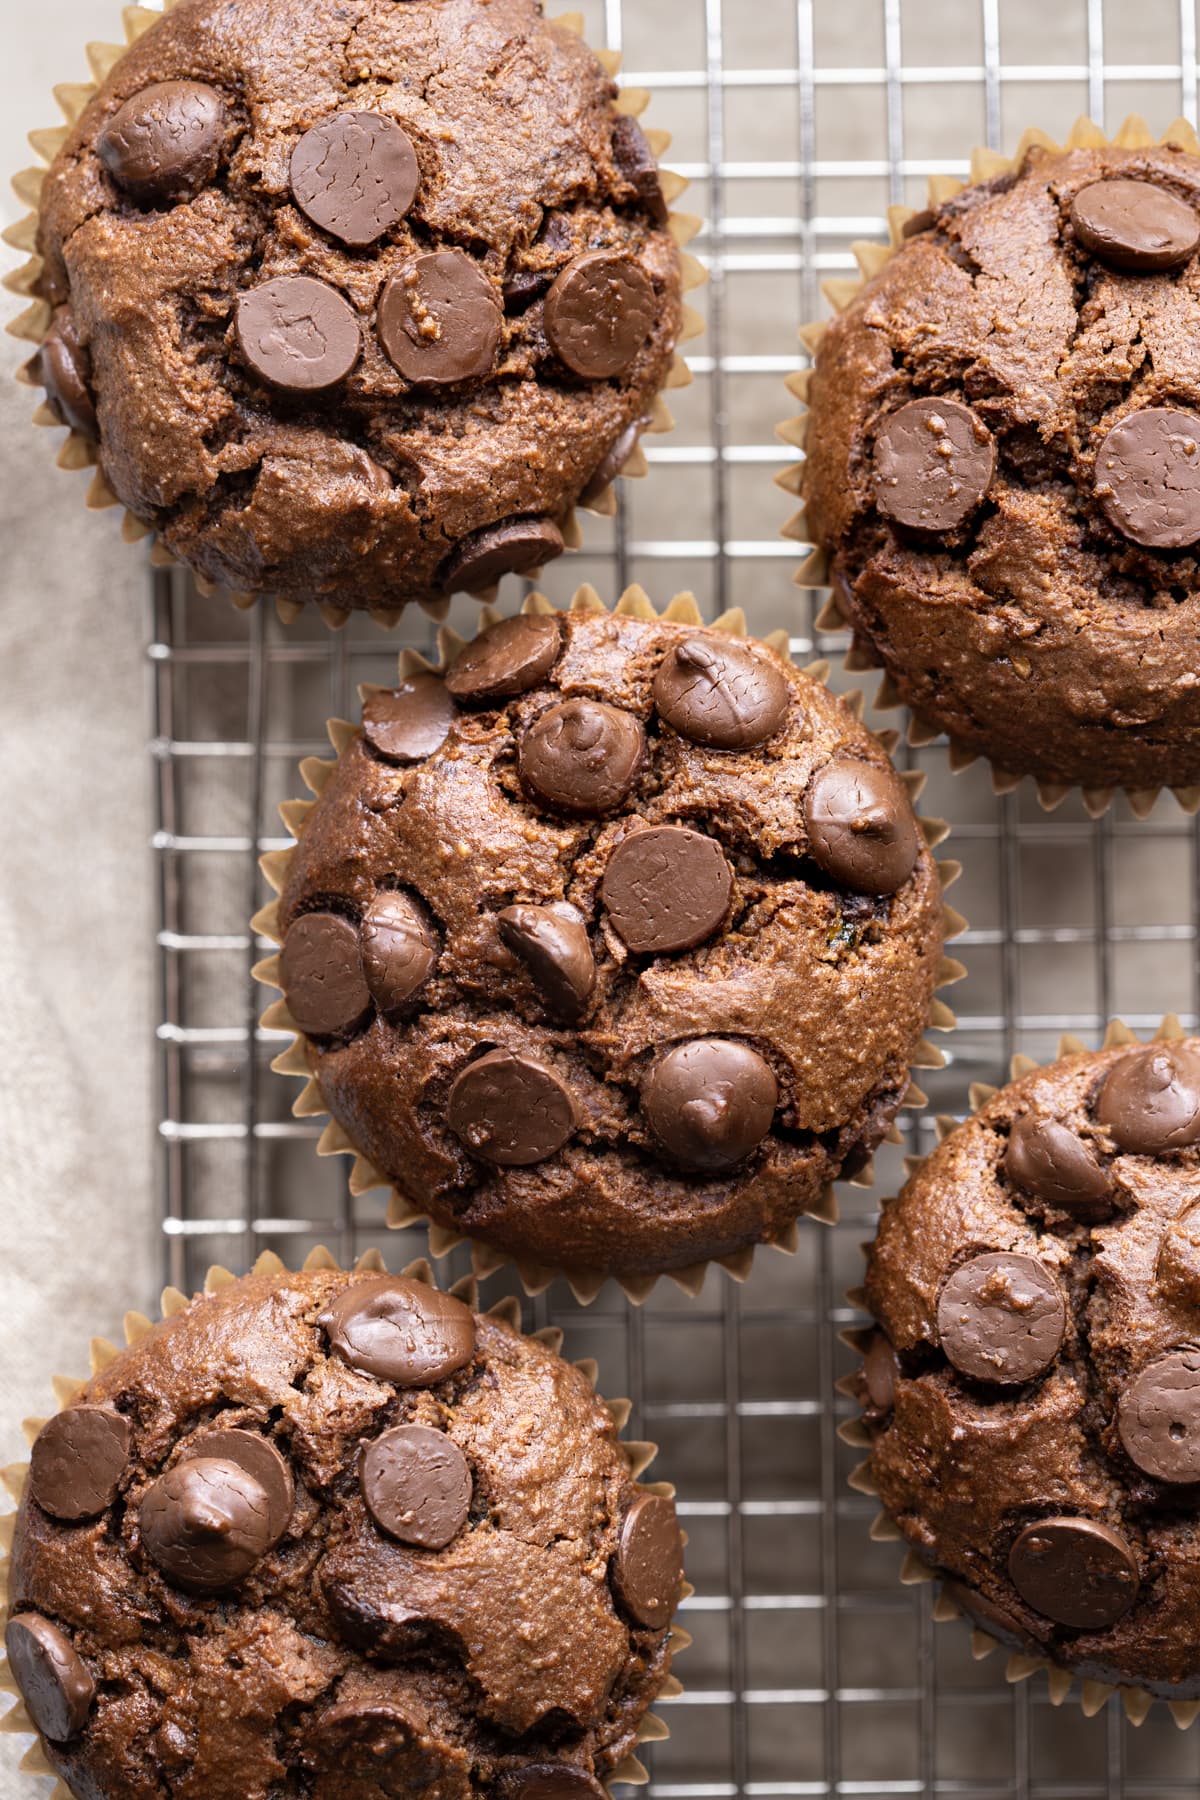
[180, 1429, 294, 1543]
[236, 276, 361, 392]
[1008, 1517, 1139, 1629]
[361, 1423, 472, 1548]
[873, 397, 996, 531]
[1094, 408, 1200, 549]
[290, 112, 419, 246]
[319, 1275, 476, 1386]
[29, 1405, 131, 1523]
[544, 251, 656, 380]
[508, 1766, 607, 1800]
[1117, 1348, 1200, 1483]
[518, 699, 646, 815]
[901, 209, 936, 239]
[140, 1455, 275, 1592]
[448, 1047, 576, 1166]
[611, 1493, 683, 1629]
[280, 912, 370, 1038]
[362, 674, 457, 762]
[377, 250, 501, 385]
[653, 634, 790, 749]
[641, 1038, 777, 1172]
[362, 892, 437, 1014]
[611, 114, 668, 225]
[309, 1701, 456, 1785]
[440, 517, 565, 596]
[36, 308, 97, 438]
[96, 80, 225, 203]
[936, 1251, 1066, 1385]
[864, 1332, 899, 1414]
[498, 905, 596, 1018]
[1071, 177, 1199, 273]
[1004, 1111, 1111, 1217]
[445, 614, 562, 703]
[602, 825, 733, 954]
[580, 421, 642, 504]
[803, 759, 920, 895]
[1095, 1043, 1200, 1153]
[1156, 1202, 1200, 1308]
[503, 268, 553, 311]
[5, 1615, 95, 1742]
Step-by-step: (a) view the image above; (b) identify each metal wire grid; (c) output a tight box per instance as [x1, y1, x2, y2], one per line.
[144, 1, 1200, 1796]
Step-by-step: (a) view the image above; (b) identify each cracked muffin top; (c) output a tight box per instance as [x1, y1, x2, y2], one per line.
[267, 606, 947, 1285]
[29, 0, 682, 612]
[861, 1033, 1200, 1697]
[4, 1265, 683, 1798]
[805, 139, 1200, 793]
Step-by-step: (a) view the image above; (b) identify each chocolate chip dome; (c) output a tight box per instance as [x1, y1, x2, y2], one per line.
[802, 133, 1200, 794]
[25, 0, 685, 614]
[858, 1028, 1200, 1698]
[259, 600, 952, 1289]
[3, 1262, 682, 1796]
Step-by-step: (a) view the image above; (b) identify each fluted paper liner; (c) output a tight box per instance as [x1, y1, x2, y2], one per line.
[780, 114, 1200, 820]
[252, 580, 966, 1307]
[840, 1014, 1200, 1729]
[0, 1248, 689, 1792]
[4, 4, 703, 633]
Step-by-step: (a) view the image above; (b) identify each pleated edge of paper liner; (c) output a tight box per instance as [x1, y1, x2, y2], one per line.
[838, 1011, 1200, 1731]
[0, 1246, 690, 1794]
[777, 112, 1200, 823]
[249, 578, 968, 1309]
[2, 4, 705, 633]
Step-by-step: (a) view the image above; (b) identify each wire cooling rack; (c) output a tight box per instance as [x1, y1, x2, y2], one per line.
[146, 1, 1200, 1795]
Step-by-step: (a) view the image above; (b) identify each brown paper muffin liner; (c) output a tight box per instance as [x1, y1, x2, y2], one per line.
[780, 114, 1200, 821]
[0, 1246, 690, 1793]
[3, 5, 703, 633]
[251, 581, 967, 1308]
[838, 1013, 1200, 1729]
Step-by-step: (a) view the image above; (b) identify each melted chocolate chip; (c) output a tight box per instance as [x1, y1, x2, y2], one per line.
[448, 1048, 576, 1166]
[36, 308, 97, 438]
[1004, 1111, 1112, 1217]
[1071, 177, 1199, 273]
[936, 1252, 1066, 1385]
[29, 1405, 131, 1523]
[1008, 1517, 1139, 1630]
[611, 1493, 683, 1629]
[641, 1038, 777, 1172]
[653, 634, 790, 749]
[319, 1276, 476, 1386]
[873, 397, 996, 531]
[309, 1701, 458, 1787]
[498, 904, 596, 1018]
[290, 112, 419, 246]
[236, 276, 361, 392]
[446, 615, 561, 702]
[518, 699, 646, 815]
[180, 1429, 294, 1542]
[377, 250, 501, 385]
[580, 421, 642, 504]
[1157, 1202, 1200, 1308]
[1117, 1348, 1200, 1483]
[803, 759, 919, 895]
[611, 114, 668, 225]
[509, 1767, 607, 1800]
[5, 1615, 95, 1742]
[96, 80, 225, 202]
[1094, 408, 1200, 549]
[1095, 1043, 1200, 1153]
[361, 1423, 472, 1548]
[361, 891, 438, 1015]
[863, 1332, 899, 1414]
[901, 209, 936, 239]
[140, 1455, 275, 1592]
[602, 825, 733, 954]
[279, 912, 370, 1038]
[440, 517, 565, 595]
[362, 674, 457, 762]
[544, 251, 656, 380]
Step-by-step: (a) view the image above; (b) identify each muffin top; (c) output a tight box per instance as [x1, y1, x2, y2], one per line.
[269, 605, 947, 1284]
[5, 1265, 682, 1797]
[30, 0, 681, 611]
[863, 1033, 1200, 1696]
[805, 138, 1200, 791]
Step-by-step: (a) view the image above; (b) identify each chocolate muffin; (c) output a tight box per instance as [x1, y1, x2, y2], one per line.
[19, 0, 688, 616]
[2, 1257, 684, 1797]
[799, 122, 1200, 798]
[856, 1025, 1200, 1702]
[256, 594, 957, 1294]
